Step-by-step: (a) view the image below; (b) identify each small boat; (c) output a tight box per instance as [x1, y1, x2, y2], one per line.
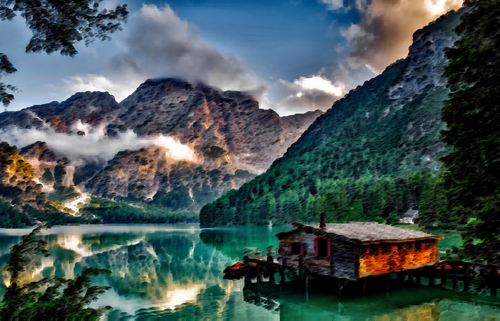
[223, 262, 258, 279]
[224, 262, 247, 275]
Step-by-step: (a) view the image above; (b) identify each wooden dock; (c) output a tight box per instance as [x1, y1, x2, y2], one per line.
[238, 246, 500, 299]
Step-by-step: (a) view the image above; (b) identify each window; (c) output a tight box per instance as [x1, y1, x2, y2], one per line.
[288, 242, 303, 255]
[314, 238, 331, 258]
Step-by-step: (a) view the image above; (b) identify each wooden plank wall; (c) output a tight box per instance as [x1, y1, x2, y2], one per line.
[279, 231, 358, 279]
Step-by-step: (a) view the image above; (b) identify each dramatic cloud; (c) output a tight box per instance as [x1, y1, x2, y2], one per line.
[337, 0, 463, 72]
[0, 125, 198, 164]
[65, 4, 264, 102]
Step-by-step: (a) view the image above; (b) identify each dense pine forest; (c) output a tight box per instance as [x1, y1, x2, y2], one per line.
[200, 56, 451, 226]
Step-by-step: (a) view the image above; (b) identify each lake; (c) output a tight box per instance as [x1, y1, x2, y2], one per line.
[0, 225, 498, 320]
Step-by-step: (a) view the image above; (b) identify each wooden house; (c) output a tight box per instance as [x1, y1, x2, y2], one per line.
[276, 217, 443, 281]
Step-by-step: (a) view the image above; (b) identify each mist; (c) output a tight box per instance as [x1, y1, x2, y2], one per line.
[0, 126, 198, 164]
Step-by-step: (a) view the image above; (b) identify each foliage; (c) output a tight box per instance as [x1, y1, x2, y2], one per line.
[440, 0, 500, 263]
[0, 53, 17, 107]
[0, 224, 112, 320]
[0, 0, 128, 106]
[200, 53, 451, 226]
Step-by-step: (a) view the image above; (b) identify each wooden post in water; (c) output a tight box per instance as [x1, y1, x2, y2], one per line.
[304, 271, 309, 291]
[362, 278, 367, 296]
[279, 268, 285, 286]
[338, 279, 348, 300]
[464, 264, 470, 292]
[429, 267, 435, 286]
[452, 263, 458, 290]
[397, 271, 404, 284]
[408, 270, 415, 284]
[385, 274, 391, 292]
[416, 269, 421, 285]
[440, 264, 447, 288]
[490, 268, 497, 297]
[256, 265, 262, 285]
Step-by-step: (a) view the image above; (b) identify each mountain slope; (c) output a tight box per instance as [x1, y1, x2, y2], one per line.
[200, 9, 465, 227]
[0, 79, 322, 222]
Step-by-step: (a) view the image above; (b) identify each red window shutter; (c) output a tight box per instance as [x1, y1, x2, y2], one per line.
[314, 238, 318, 257]
[327, 239, 331, 258]
[288, 243, 292, 254]
[300, 243, 304, 256]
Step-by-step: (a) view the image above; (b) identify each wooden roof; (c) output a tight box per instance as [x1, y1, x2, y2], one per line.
[276, 222, 443, 245]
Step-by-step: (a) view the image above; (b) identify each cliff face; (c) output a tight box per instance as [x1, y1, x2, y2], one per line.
[200, 9, 466, 226]
[0, 142, 97, 227]
[0, 79, 322, 218]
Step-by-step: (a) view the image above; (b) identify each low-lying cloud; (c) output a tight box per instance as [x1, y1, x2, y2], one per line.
[0, 125, 197, 164]
[66, 4, 264, 102]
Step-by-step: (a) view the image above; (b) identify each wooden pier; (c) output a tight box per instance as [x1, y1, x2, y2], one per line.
[240, 247, 500, 299]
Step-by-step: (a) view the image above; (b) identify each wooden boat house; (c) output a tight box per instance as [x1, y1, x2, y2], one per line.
[275, 216, 443, 281]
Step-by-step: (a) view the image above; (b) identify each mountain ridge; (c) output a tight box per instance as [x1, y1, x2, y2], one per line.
[0, 78, 322, 225]
[199, 8, 466, 227]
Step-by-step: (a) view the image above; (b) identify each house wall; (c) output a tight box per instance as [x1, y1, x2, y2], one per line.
[278, 231, 358, 279]
[358, 240, 439, 277]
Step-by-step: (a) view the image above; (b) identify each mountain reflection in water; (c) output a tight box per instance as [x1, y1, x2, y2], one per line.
[0, 225, 498, 320]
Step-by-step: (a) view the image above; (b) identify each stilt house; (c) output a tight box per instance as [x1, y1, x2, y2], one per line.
[276, 215, 443, 281]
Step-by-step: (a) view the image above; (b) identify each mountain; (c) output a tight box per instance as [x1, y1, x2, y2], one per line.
[0, 79, 322, 224]
[0, 142, 97, 227]
[199, 9, 466, 227]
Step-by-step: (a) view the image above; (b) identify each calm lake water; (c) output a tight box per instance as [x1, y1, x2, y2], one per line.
[0, 224, 498, 320]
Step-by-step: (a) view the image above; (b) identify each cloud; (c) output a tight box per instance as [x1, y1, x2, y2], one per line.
[330, 0, 463, 72]
[265, 75, 345, 115]
[0, 125, 198, 164]
[265, 57, 377, 115]
[64, 4, 265, 102]
[321, 0, 346, 10]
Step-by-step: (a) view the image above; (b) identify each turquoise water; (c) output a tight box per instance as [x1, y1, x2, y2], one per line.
[0, 225, 498, 320]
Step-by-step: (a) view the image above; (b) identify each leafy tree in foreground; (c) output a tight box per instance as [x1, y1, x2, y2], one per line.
[0, 0, 128, 106]
[441, 0, 500, 263]
[0, 224, 112, 320]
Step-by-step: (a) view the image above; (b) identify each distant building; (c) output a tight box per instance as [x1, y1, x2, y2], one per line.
[400, 207, 419, 224]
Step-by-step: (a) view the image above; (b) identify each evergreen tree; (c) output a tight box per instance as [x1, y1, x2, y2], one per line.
[441, 0, 500, 263]
[1, 224, 112, 319]
[0, 0, 128, 106]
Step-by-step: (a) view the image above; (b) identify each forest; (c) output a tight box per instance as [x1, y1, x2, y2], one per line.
[200, 57, 449, 227]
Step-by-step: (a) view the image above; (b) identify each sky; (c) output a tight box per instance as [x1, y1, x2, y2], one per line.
[0, 0, 463, 115]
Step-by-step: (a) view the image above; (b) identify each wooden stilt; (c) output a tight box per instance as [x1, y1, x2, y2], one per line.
[362, 278, 367, 296]
[397, 272, 404, 284]
[452, 263, 458, 290]
[464, 265, 470, 292]
[429, 267, 435, 286]
[416, 270, 421, 285]
[386, 274, 390, 292]
[256, 265, 262, 284]
[440, 264, 447, 288]
[269, 269, 276, 285]
[478, 268, 487, 294]
[304, 272, 309, 290]
[338, 279, 348, 300]
[408, 270, 415, 284]
[490, 268, 497, 297]
[279, 268, 285, 286]
[245, 263, 251, 287]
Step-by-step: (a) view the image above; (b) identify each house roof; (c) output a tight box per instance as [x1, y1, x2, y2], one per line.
[276, 222, 443, 245]
[402, 209, 419, 218]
